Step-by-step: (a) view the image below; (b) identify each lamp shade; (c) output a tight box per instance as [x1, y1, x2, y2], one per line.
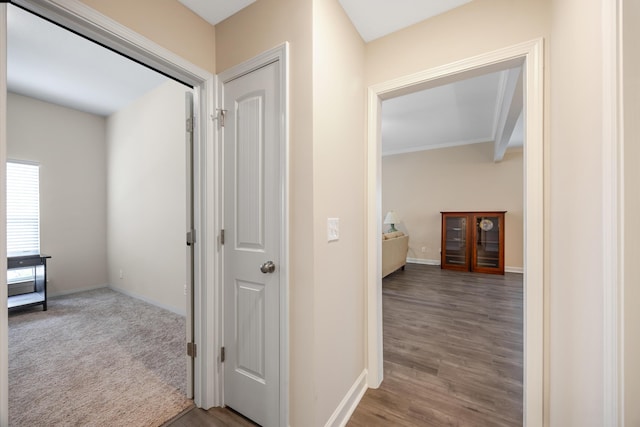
[383, 211, 399, 225]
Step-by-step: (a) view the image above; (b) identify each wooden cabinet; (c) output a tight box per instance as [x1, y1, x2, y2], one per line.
[441, 211, 505, 275]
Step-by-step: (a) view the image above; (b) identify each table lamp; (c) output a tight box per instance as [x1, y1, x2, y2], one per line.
[384, 211, 399, 232]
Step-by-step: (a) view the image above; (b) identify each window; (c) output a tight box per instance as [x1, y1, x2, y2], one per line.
[7, 161, 40, 257]
[7, 161, 41, 284]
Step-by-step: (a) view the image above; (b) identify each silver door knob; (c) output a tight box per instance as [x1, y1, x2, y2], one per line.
[260, 261, 276, 274]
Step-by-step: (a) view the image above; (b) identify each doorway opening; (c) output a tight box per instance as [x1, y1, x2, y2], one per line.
[366, 39, 544, 425]
[5, 3, 192, 424]
[364, 66, 525, 424]
[0, 0, 216, 423]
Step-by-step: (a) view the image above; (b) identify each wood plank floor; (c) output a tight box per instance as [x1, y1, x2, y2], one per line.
[347, 264, 523, 427]
[166, 264, 523, 427]
[163, 406, 259, 427]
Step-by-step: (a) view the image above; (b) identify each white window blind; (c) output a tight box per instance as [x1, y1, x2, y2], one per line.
[7, 161, 40, 257]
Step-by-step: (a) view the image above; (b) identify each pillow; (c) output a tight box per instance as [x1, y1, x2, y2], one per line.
[383, 231, 405, 240]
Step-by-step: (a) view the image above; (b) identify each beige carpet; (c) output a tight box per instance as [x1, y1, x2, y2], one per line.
[9, 288, 192, 426]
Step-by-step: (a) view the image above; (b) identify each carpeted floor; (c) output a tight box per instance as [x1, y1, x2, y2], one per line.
[8, 288, 192, 426]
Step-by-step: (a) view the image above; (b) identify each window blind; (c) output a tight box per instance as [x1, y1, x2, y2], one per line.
[7, 161, 40, 256]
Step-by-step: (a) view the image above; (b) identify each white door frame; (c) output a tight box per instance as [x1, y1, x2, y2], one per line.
[0, 0, 217, 420]
[217, 43, 290, 427]
[366, 38, 545, 426]
[0, 4, 8, 423]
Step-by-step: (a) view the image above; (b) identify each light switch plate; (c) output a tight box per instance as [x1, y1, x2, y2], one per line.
[327, 218, 339, 242]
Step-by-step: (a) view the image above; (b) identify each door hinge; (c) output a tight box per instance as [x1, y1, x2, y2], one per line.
[214, 108, 227, 127]
[186, 229, 196, 246]
[221, 346, 225, 363]
[186, 117, 194, 132]
[220, 229, 225, 245]
[187, 342, 197, 358]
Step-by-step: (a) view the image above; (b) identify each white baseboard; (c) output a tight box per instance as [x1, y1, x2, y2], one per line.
[407, 258, 524, 274]
[108, 284, 186, 317]
[324, 369, 368, 427]
[406, 258, 440, 265]
[48, 284, 108, 298]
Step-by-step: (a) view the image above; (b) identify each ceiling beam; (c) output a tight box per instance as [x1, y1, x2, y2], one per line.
[493, 67, 523, 162]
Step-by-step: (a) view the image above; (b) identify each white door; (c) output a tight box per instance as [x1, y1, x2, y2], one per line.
[185, 91, 195, 399]
[222, 60, 281, 426]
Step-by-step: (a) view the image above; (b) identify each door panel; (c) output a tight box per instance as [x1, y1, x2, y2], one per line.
[236, 92, 266, 250]
[235, 280, 265, 380]
[223, 60, 280, 427]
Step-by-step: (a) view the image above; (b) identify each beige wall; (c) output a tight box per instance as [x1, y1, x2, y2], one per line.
[217, 0, 366, 424]
[7, 82, 187, 314]
[312, 0, 366, 424]
[382, 143, 523, 269]
[365, 0, 550, 86]
[216, 0, 316, 423]
[106, 81, 187, 315]
[549, 0, 606, 423]
[78, 0, 215, 73]
[623, 0, 640, 423]
[7, 92, 108, 295]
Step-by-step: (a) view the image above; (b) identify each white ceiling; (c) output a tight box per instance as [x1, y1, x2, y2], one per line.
[7, 5, 169, 117]
[7, 0, 522, 158]
[178, 0, 473, 43]
[178, 0, 256, 26]
[338, 0, 473, 42]
[381, 68, 523, 157]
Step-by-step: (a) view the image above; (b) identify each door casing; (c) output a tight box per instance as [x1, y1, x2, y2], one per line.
[0, 4, 8, 423]
[366, 38, 545, 426]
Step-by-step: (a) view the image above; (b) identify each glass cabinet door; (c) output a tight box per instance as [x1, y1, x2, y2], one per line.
[442, 214, 469, 270]
[472, 214, 503, 273]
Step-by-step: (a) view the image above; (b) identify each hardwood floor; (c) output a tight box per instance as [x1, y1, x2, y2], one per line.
[347, 263, 523, 427]
[163, 406, 259, 427]
[166, 264, 523, 427]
